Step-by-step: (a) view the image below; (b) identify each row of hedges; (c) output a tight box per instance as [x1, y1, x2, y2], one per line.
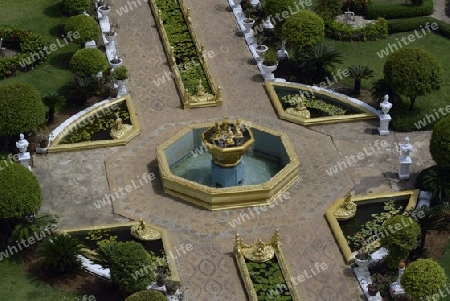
[0, 28, 48, 79]
[367, 0, 433, 19]
[387, 17, 450, 39]
[325, 18, 388, 41]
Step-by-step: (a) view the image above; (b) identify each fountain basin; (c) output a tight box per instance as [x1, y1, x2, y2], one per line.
[156, 121, 299, 210]
[326, 190, 419, 264]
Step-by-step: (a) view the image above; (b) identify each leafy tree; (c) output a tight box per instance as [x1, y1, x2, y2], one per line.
[38, 234, 83, 274]
[429, 115, 450, 167]
[64, 15, 101, 45]
[0, 161, 43, 219]
[348, 65, 374, 95]
[42, 93, 65, 124]
[401, 259, 447, 300]
[297, 42, 343, 84]
[0, 83, 46, 138]
[125, 290, 167, 301]
[70, 48, 109, 76]
[383, 48, 443, 111]
[282, 10, 325, 56]
[263, 0, 297, 37]
[110, 241, 155, 294]
[379, 215, 421, 269]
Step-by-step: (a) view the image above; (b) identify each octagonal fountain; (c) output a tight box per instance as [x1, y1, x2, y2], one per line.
[156, 118, 299, 210]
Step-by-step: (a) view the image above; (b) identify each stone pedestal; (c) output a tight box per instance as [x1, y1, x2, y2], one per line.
[85, 40, 96, 48]
[18, 152, 31, 170]
[277, 40, 289, 60]
[378, 114, 391, 136]
[211, 159, 244, 188]
[398, 156, 412, 180]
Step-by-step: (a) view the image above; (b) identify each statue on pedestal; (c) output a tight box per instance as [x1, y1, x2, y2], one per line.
[380, 94, 392, 115]
[400, 137, 413, 158]
[110, 112, 132, 139]
[334, 193, 357, 220]
[16, 134, 29, 154]
[130, 218, 161, 241]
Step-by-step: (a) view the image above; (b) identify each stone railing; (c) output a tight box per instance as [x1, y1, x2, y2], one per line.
[149, 0, 222, 109]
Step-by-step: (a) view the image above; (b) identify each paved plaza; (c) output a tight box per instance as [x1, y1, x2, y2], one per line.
[33, 0, 447, 300]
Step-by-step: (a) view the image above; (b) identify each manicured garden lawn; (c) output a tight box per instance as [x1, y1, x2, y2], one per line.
[0, 256, 85, 301]
[325, 32, 450, 130]
[0, 0, 79, 94]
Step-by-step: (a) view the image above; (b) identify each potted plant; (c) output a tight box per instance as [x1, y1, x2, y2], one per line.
[104, 23, 118, 45]
[354, 238, 371, 269]
[367, 283, 379, 296]
[113, 65, 130, 97]
[261, 48, 278, 80]
[109, 52, 123, 68]
[103, 68, 118, 98]
[165, 279, 179, 296]
[98, 0, 111, 20]
[254, 33, 268, 61]
[155, 266, 168, 287]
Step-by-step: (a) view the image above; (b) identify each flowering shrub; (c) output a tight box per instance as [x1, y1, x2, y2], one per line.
[0, 27, 48, 79]
[345, 0, 371, 15]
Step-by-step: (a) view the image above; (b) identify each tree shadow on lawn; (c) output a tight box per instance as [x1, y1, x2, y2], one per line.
[43, 3, 64, 19]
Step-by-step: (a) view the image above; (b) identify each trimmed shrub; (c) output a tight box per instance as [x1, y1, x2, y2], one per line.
[282, 10, 325, 51]
[110, 241, 155, 294]
[379, 215, 421, 269]
[0, 28, 49, 79]
[70, 48, 109, 75]
[387, 17, 450, 39]
[0, 161, 43, 219]
[367, 0, 433, 19]
[401, 259, 447, 300]
[263, 0, 297, 36]
[63, 0, 91, 15]
[125, 290, 167, 301]
[64, 15, 101, 45]
[0, 83, 46, 136]
[430, 115, 450, 167]
[38, 234, 83, 274]
[325, 17, 388, 41]
[384, 48, 443, 111]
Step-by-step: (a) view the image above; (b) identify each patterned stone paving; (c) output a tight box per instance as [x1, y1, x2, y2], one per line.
[34, 0, 440, 300]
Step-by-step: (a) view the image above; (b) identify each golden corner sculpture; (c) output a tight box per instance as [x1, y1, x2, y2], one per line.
[48, 95, 140, 153]
[148, 0, 222, 109]
[325, 190, 419, 264]
[265, 81, 377, 126]
[233, 229, 304, 301]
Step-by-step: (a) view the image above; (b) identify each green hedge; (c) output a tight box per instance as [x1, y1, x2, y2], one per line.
[63, 0, 91, 15]
[125, 290, 167, 301]
[367, 0, 433, 19]
[325, 18, 388, 41]
[388, 17, 450, 39]
[0, 28, 49, 79]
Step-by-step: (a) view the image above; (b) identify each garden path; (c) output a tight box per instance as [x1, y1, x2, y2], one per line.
[35, 1, 436, 300]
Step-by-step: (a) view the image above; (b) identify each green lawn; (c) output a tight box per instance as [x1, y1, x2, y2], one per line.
[0, 0, 79, 94]
[325, 32, 450, 130]
[438, 242, 450, 300]
[0, 256, 86, 301]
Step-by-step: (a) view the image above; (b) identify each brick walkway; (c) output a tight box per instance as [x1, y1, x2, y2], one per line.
[35, 1, 438, 300]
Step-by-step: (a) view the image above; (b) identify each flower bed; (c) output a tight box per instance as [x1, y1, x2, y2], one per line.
[325, 17, 388, 42]
[149, 0, 222, 109]
[0, 28, 48, 79]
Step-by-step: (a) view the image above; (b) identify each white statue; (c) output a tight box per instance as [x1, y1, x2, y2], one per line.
[400, 137, 413, 158]
[16, 134, 29, 153]
[380, 94, 392, 115]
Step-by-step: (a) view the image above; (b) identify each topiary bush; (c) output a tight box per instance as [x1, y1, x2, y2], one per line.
[401, 259, 447, 300]
[0, 161, 43, 219]
[64, 15, 101, 45]
[379, 215, 421, 269]
[70, 48, 109, 75]
[0, 83, 46, 137]
[367, 0, 434, 19]
[110, 241, 155, 294]
[262, 0, 297, 37]
[430, 115, 450, 167]
[282, 10, 324, 53]
[63, 0, 91, 15]
[125, 290, 167, 301]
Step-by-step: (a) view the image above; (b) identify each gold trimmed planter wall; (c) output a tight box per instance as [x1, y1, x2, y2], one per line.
[149, 0, 222, 109]
[62, 221, 180, 282]
[325, 190, 419, 264]
[265, 81, 377, 126]
[233, 230, 304, 301]
[48, 95, 140, 153]
[156, 121, 299, 210]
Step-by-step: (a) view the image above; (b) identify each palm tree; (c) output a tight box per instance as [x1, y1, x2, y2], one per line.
[297, 42, 343, 84]
[348, 65, 374, 95]
[42, 93, 65, 124]
[38, 234, 83, 274]
[370, 78, 402, 104]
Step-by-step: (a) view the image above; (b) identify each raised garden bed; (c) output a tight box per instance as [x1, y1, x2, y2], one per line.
[149, 0, 222, 109]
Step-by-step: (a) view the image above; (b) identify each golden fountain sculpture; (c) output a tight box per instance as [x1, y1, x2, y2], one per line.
[110, 112, 133, 139]
[334, 193, 357, 221]
[286, 93, 311, 119]
[188, 79, 215, 103]
[201, 117, 255, 167]
[131, 218, 162, 241]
